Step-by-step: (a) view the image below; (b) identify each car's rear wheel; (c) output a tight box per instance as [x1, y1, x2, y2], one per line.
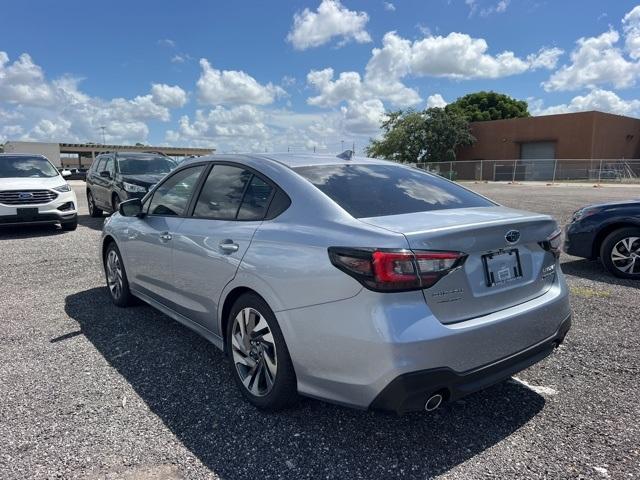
[104, 242, 134, 307]
[600, 227, 640, 278]
[226, 293, 298, 410]
[88, 191, 103, 218]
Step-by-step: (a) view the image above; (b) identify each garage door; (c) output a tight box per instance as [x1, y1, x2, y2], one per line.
[520, 142, 556, 180]
[520, 142, 556, 160]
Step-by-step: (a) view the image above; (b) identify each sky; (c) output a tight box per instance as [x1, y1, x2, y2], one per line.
[1, 0, 640, 153]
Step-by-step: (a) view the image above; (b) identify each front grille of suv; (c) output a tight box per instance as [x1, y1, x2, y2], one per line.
[0, 189, 58, 205]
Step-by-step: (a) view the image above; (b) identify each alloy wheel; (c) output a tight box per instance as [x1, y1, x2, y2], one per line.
[88, 193, 95, 214]
[610, 236, 640, 275]
[106, 249, 124, 300]
[231, 307, 278, 397]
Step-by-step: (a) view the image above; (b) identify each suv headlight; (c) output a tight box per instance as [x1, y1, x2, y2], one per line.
[123, 182, 147, 193]
[53, 184, 71, 192]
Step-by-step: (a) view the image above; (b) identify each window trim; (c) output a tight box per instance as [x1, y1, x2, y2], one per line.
[145, 163, 208, 218]
[187, 161, 279, 222]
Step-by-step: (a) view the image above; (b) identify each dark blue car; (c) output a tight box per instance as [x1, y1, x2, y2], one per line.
[564, 200, 640, 278]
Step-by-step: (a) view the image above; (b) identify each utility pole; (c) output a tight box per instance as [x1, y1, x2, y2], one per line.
[99, 126, 106, 145]
[341, 140, 344, 152]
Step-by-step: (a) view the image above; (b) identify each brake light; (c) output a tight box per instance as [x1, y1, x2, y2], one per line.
[539, 228, 562, 258]
[328, 247, 467, 292]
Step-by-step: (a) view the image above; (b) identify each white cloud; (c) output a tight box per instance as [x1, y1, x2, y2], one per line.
[287, 0, 371, 50]
[306, 30, 558, 111]
[0, 51, 187, 144]
[527, 47, 564, 70]
[531, 89, 640, 117]
[340, 98, 386, 134]
[384, 2, 396, 12]
[197, 59, 285, 106]
[543, 30, 639, 91]
[426, 93, 447, 108]
[151, 83, 187, 108]
[158, 39, 176, 48]
[0, 52, 55, 106]
[623, 5, 640, 59]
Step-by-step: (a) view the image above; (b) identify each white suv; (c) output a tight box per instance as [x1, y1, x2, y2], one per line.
[0, 154, 78, 230]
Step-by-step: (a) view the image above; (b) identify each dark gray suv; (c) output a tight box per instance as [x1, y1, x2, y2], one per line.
[86, 152, 177, 217]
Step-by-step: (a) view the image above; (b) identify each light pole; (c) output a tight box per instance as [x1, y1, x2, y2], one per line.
[99, 126, 106, 145]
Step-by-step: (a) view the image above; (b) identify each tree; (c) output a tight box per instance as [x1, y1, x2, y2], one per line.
[445, 91, 529, 122]
[366, 107, 475, 163]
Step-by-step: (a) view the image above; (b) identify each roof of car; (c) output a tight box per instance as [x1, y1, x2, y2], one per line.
[186, 152, 393, 169]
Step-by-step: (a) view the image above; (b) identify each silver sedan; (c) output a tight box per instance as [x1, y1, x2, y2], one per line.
[101, 153, 571, 414]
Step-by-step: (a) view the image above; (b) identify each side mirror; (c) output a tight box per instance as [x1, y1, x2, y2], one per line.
[119, 198, 143, 217]
[61, 170, 71, 178]
[100, 170, 111, 178]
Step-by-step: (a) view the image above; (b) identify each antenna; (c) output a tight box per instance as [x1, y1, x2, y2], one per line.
[337, 150, 354, 160]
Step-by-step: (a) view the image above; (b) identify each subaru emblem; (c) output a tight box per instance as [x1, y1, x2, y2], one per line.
[505, 230, 520, 245]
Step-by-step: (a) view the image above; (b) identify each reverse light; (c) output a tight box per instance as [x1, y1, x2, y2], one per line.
[328, 247, 467, 292]
[53, 184, 71, 192]
[123, 182, 147, 193]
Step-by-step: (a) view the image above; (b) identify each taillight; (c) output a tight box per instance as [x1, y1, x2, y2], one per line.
[539, 228, 562, 258]
[328, 247, 467, 292]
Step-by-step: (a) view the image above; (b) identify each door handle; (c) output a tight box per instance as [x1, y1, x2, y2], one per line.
[219, 240, 239, 253]
[160, 232, 172, 242]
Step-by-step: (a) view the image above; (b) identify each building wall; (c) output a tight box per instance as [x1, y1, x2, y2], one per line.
[457, 111, 640, 160]
[3, 141, 61, 166]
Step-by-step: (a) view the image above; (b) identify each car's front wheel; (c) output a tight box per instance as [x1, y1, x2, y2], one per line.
[88, 191, 103, 218]
[104, 242, 134, 307]
[226, 293, 298, 410]
[600, 227, 640, 278]
[112, 194, 121, 213]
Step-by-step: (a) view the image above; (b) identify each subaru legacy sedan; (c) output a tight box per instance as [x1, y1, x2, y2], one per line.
[101, 153, 571, 414]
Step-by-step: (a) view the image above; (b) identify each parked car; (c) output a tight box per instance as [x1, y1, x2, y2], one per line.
[564, 200, 640, 278]
[101, 153, 571, 414]
[86, 152, 177, 217]
[0, 153, 78, 230]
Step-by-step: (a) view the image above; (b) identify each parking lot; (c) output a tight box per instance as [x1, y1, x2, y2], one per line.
[1, 181, 638, 480]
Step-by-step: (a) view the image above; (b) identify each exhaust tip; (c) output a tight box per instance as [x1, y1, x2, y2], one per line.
[424, 393, 443, 412]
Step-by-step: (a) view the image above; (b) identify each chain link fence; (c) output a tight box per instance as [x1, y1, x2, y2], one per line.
[413, 159, 640, 184]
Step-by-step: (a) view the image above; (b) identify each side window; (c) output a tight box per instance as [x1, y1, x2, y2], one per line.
[148, 166, 205, 216]
[193, 165, 252, 220]
[103, 157, 114, 175]
[237, 175, 274, 220]
[93, 157, 106, 174]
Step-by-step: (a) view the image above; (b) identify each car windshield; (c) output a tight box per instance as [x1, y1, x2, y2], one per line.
[117, 154, 177, 175]
[293, 163, 494, 218]
[0, 155, 59, 178]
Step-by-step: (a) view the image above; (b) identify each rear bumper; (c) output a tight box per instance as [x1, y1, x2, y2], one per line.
[371, 314, 571, 414]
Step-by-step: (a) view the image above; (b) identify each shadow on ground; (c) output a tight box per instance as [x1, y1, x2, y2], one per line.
[65, 287, 545, 479]
[77, 214, 106, 231]
[561, 258, 639, 289]
[0, 223, 66, 239]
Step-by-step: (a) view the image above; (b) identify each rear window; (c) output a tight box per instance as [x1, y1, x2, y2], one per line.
[293, 164, 494, 218]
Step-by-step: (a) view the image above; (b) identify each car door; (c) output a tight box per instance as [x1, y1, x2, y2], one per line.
[121, 164, 206, 307]
[94, 155, 114, 209]
[171, 163, 275, 335]
[88, 156, 106, 205]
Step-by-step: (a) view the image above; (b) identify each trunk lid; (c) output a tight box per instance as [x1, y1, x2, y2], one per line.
[360, 206, 559, 324]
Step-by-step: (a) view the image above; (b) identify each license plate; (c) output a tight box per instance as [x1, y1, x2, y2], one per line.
[17, 207, 39, 219]
[482, 249, 523, 286]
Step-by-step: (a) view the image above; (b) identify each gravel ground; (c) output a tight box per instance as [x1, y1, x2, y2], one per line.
[0, 181, 638, 480]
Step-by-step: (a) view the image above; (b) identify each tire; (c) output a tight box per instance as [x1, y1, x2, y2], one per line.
[103, 242, 135, 307]
[61, 219, 78, 231]
[112, 194, 121, 214]
[226, 293, 298, 410]
[600, 227, 640, 279]
[88, 191, 103, 218]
